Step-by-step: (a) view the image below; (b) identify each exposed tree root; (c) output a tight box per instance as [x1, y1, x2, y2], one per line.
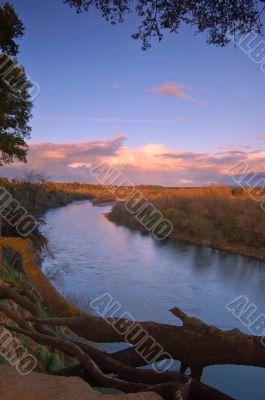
[0, 236, 261, 399]
[0, 323, 190, 400]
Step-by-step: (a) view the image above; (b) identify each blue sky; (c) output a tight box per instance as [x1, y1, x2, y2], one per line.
[2, 0, 265, 184]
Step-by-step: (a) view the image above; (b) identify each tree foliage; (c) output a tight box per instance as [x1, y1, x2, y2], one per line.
[0, 3, 32, 166]
[0, 2, 24, 56]
[0, 55, 32, 166]
[65, 0, 265, 49]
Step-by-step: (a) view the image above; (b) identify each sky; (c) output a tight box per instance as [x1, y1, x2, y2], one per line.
[1, 0, 265, 185]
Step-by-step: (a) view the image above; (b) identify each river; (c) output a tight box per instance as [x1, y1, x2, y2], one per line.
[41, 200, 265, 399]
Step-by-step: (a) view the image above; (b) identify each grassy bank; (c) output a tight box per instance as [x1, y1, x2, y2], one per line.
[108, 186, 265, 261]
[0, 258, 66, 373]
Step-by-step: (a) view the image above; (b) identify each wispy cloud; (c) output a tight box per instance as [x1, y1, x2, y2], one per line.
[2, 136, 264, 186]
[147, 82, 203, 107]
[110, 81, 124, 90]
[257, 135, 265, 140]
[36, 116, 193, 125]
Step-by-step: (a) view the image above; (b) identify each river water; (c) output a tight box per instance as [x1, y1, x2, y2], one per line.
[41, 200, 265, 399]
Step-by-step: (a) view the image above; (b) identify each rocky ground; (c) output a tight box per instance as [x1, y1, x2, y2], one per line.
[0, 365, 162, 400]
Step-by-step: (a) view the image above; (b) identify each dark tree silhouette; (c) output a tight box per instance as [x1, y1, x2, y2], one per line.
[0, 55, 32, 165]
[0, 2, 24, 56]
[65, 0, 265, 49]
[0, 3, 32, 166]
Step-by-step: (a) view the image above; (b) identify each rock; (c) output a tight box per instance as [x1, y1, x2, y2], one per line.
[0, 365, 162, 400]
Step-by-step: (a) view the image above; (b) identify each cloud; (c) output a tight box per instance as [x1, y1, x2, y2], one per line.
[147, 82, 203, 106]
[37, 116, 192, 125]
[257, 136, 265, 140]
[1, 136, 264, 186]
[110, 81, 124, 90]
[1, 136, 127, 182]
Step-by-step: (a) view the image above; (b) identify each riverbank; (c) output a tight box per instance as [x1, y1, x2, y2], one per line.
[107, 189, 265, 262]
[78, 192, 265, 261]
[0, 179, 94, 268]
[0, 258, 66, 373]
[0, 179, 92, 214]
[107, 213, 265, 261]
[168, 232, 265, 261]
[2, 178, 265, 261]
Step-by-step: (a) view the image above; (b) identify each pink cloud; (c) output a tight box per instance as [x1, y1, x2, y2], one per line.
[257, 136, 265, 140]
[147, 82, 203, 106]
[1, 137, 264, 186]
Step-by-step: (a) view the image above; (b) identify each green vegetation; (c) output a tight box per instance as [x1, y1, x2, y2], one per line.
[35, 346, 64, 373]
[0, 257, 23, 283]
[0, 355, 8, 365]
